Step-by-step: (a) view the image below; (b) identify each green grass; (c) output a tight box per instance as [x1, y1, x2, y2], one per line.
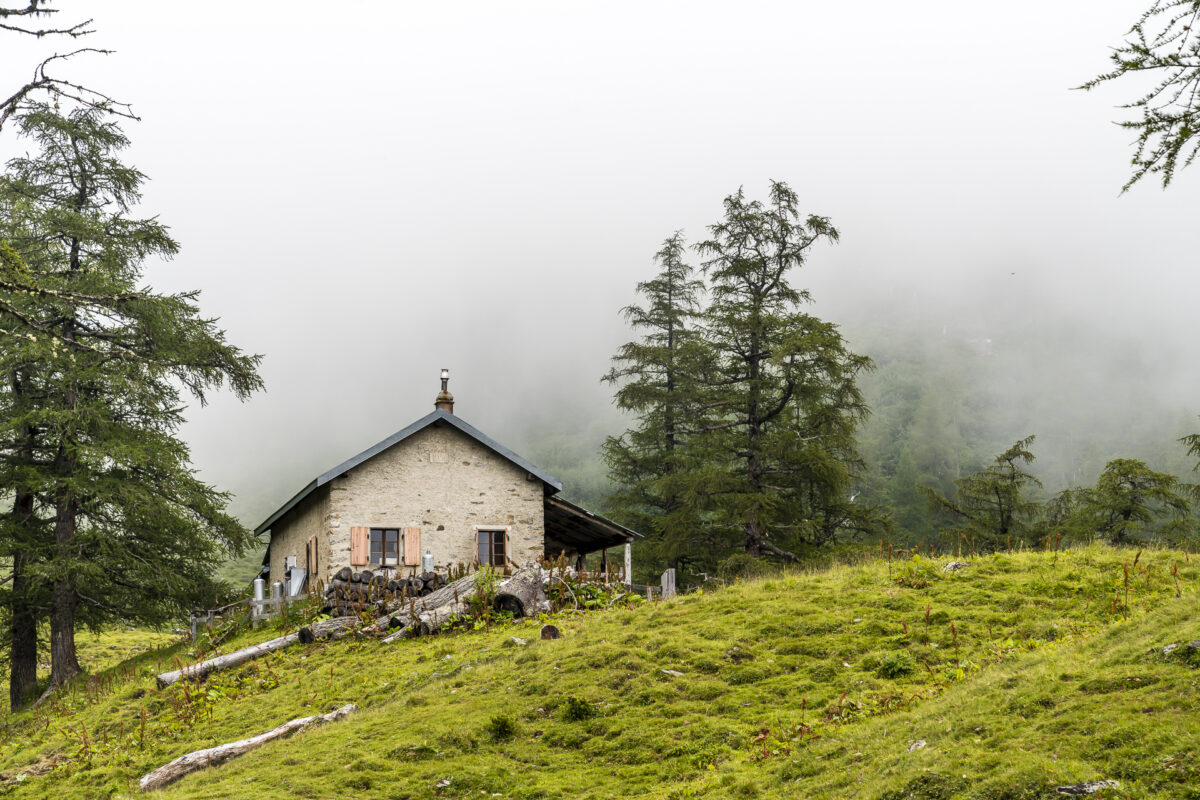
[2, 544, 1198, 799]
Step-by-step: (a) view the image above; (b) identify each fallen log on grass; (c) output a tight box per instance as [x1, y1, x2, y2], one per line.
[494, 566, 548, 618]
[138, 703, 357, 791]
[155, 633, 299, 688]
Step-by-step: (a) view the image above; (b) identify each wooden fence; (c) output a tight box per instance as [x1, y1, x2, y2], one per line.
[187, 593, 305, 639]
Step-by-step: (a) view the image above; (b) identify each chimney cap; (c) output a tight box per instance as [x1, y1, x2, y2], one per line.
[435, 368, 454, 414]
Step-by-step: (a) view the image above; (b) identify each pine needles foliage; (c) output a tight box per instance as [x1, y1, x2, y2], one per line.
[0, 105, 262, 703]
[604, 182, 886, 577]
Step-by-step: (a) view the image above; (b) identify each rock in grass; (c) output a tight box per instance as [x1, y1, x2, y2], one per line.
[942, 561, 969, 572]
[1056, 780, 1118, 796]
[661, 669, 685, 677]
[540, 624, 561, 640]
[907, 740, 926, 752]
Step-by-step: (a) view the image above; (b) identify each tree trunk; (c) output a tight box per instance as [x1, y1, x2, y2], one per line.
[49, 494, 81, 687]
[155, 633, 300, 688]
[8, 547, 39, 709]
[744, 312, 764, 556]
[493, 567, 548, 618]
[138, 704, 356, 791]
[7, 370, 41, 709]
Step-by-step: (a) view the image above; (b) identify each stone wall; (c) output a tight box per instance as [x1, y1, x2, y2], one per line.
[267, 486, 330, 586]
[327, 422, 545, 574]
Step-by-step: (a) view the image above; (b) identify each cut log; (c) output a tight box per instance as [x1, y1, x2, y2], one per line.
[138, 703, 357, 791]
[333, 566, 352, 582]
[494, 568, 545, 618]
[155, 633, 300, 688]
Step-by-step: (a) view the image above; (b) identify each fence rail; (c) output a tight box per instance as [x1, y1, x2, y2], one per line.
[188, 594, 304, 639]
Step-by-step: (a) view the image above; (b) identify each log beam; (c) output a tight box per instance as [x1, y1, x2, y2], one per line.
[155, 633, 299, 688]
[139, 704, 357, 791]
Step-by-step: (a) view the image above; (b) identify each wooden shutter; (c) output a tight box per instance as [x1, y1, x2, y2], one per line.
[403, 527, 421, 566]
[307, 535, 319, 577]
[350, 526, 369, 566]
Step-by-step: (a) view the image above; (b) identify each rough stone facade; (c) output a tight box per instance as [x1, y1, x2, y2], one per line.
[267, 486, 329, 587]
[266, 422, 545, 585]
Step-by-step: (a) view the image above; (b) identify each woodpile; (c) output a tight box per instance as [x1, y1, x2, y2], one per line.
[323, 566, 448, 618]
[153, 564, 547, 687]
[306, 564, 548, 644]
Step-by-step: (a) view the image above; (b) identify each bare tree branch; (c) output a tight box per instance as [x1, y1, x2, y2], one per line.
[0, 6, 136, 132]
[0, 17, 92, 37]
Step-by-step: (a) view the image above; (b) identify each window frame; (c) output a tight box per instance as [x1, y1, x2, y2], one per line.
[369, 527, 401, 567]
[474, 526, 509, 568]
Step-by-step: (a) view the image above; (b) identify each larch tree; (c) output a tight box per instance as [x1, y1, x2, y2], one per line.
[921, 436, 1042, 551]
[0, 241, 47, 708]
[0, 1, 135, 131]
[1081, 0, 1200, 190]
[689, 181, 874, 562]
[1075, 458, 1195, 545]
[601, 232, 706, 573]
[0, 106, 262, 699]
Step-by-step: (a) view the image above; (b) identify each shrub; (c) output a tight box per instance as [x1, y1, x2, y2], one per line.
[877, 653, 916, 679]
[485, 713, 517, 741]
[562, 695, 596, 722]
[894, 555, 941, 589]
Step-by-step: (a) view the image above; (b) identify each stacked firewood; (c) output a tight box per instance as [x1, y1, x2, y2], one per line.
[323, 566, 448, 618]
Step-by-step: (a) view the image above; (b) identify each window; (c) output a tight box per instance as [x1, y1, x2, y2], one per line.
[476, 528, 507, 567]
[370, 528, 400, 566]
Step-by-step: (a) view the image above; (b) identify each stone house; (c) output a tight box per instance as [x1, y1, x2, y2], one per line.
[256, 373, 638, 591]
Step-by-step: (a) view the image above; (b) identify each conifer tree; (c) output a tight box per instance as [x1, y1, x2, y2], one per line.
[0, 106, 262, 698]
[690, 182, 874, 561]
[1075, 458, 1195, 545]
[1081, 0, 1200, 190]
[601, 232, 706, 571]
[921, 436, 1042, 550]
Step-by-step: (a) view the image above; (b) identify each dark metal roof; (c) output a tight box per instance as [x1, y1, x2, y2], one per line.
[543, 494, 642, 556]
[255, 410, 563, 535]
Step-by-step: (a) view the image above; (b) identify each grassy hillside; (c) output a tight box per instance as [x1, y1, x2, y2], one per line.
[2, 545, 1198, 799]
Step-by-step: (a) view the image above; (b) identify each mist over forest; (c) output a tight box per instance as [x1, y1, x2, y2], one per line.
[6, 1, 1200, 586]
[205, 206, 1200, 582]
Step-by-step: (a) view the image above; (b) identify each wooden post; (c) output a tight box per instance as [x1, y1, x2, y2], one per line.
[600, 548, 608, 583]
[624, 542, 632, 588]
[645, 585, 654, 600]
[188, 612, 197, 640]
[660, 568, 676, 600]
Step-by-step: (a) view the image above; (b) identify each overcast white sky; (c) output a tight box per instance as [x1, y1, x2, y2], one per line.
[4, 1, 1199, 525]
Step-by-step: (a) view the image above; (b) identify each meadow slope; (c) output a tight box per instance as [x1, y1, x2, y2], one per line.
[1, 545, 1198, 800]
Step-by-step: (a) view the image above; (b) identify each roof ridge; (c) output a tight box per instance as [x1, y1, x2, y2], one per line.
[254, 409, 562, 535]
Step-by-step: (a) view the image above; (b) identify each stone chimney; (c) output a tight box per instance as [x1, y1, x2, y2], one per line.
[435, 368, 454, 414]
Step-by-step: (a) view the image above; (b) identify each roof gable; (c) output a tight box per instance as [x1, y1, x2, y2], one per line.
[254, 410, 562, 535]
